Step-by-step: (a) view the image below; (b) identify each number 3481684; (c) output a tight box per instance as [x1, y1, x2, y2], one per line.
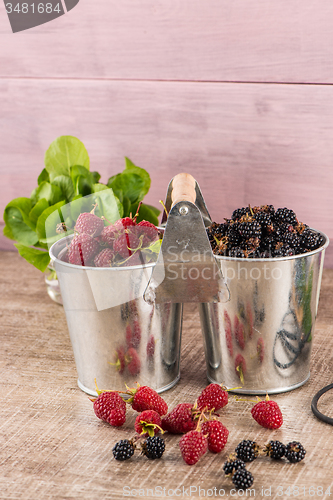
[5, 3, 61, 14]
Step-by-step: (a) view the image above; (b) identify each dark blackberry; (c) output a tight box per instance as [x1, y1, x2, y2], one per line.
[141, 436, 165, 460]
[223, 458, 246, 475]
[232, 469, 254, 490]
[254, 211, 272, 229]
[112, 439, 135, 461]
[227, 223, 242, 246]
[285, 441, 306, 463]
[301, 229, 324, 251]
[274, 208, 297, 226]
[235, 440, 260, 462]
[232, 207, 251, 220]
[263, 440, 286, 460]
[239, 220, 261, 240]
[274, 244, 295, 257]
[261, 204, 275, 216]
[228, 247, 246, 258]
[283, 231, 301, 253]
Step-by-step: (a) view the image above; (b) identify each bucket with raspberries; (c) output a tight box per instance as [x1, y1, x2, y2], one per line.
[200, 204, 329, 394]
[47, 190, 183, 396]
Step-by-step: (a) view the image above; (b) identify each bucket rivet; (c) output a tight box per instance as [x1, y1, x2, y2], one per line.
[179, 206, 188, 216]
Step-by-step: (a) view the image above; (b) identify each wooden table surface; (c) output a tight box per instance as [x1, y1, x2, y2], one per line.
[1, 250, 333, 500]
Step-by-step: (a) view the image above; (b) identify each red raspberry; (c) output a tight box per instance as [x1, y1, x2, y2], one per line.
[122, 252, 143, 267]
[223, 310, 233, 357]
[134, 410, 162, 436]
[179, 430, 208, 465]
[251, 396, 283, 429]
[92, 391, 126, 427]
[234, 315, 245, 350]
[235, 354, 246, 383]
[137, 220, 159, 241]
[197, 384, 228, 411]
[161, 403, 196, 434]
[74, 211, 104, 237]
[114, 217, 136, 231]
[68, 234, 99, 266]
[114, 231, 140, 259]
[127, 385, 168, 416]
[100, 225, 118, 247]
[125, 348, 141, 376]
[201, 420, 229, 453]
[146, 335, 155, 359]
[94, 247, 114, 267]
[113, 346, 126, 374]
[257, 337, 265, 363]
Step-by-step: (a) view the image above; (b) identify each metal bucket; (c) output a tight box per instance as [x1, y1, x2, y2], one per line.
[50, 236, 183, 397]
[199, 232, 329, 394]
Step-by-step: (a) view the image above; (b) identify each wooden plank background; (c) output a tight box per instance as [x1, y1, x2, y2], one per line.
[0, 1, 332, 265]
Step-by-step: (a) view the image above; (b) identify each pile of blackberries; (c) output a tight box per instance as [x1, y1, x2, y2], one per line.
[208, 205, 325, 258]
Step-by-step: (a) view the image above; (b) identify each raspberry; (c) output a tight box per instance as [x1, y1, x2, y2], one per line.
[94, 247, 114, 267]
[114, 231, 140, 259]
[122, 252, 143, 267]
[146, 335, 155, 359]
[92, 391, 126, 427]
[251, 396, 283, 429]
[197, 384, 228, 411]
[74, 211, 104, 237]
[134, 410, 162, 436]
[235, 440, 260, 462]
[125, 322, 141, 350]
[285, 441, 306, 463]
[137, 220, 159, 241]
[179, 430, 208, 465]
[257, 337, 265, 363]
[126, 384, 168, 416]
[125, 348, 141, 376]
[113, 346, 126, 374]
[234, 316, 245, 350]
[141, 436, 165, 459]
[114, 217, 136, 231]
[161, 403, 196, 434]
[100, 224, 118, 247]
[232, 469, 254, 490]
[223, 458, 246, 475]
[201, 420, 229, 453]
[263, 440, 286, 460]
[68, 234, 99, 266]
[112, 439, 135, 461]
[223, 310, 233, 357]
[235, 354, 246, 383]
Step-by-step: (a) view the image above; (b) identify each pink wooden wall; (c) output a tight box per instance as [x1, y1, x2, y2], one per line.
[0, 1, 332, 264]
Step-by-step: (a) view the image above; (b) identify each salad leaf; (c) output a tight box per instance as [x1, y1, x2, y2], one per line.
[44, 136, 90, 181]
[3, 198, 39, 246]
[36, 200, 66, 242]
[35, 181, 62, 206]
[29, 198, 49, 226]
[14, 244, 51, 272]
[52, 175, 75, 202]
[132, 202, 160, 226]
[38, 168, 50, 185]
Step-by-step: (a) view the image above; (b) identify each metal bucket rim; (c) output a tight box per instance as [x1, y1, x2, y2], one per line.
[214, 228, 329, 263]
[49, 234, 155, 272]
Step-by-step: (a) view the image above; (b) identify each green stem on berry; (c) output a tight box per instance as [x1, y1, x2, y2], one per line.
[159, 199, 169, 218]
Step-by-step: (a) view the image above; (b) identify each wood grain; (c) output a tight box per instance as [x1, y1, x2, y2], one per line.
[1, 1, 333, 83]
[1, 251, 333, 499]
[1, 79, 333, 240]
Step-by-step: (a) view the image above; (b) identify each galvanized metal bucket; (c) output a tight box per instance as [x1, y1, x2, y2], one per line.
[199, 232, 329, 394]
[49, 236, 183, 397]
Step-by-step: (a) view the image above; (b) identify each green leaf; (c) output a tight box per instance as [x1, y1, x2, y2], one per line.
[29, 198, 49, 225]
[3, 224, 15, 241]
[36, 200, 66, 243]
[132, 203, 160, 226]
[92, 183, 109, 193]
[14, 244, 50, 272]
[122, 196, 132, 218]
[38, 168, 50, 185]
[44, 136, 90, 181]
[52, 175, 75, 202]
[35, 181, 62, 206]
[124, 157, 151, 196]
[108, 172, 147, 204]
[91, 171, 101, 183]
[3, 197, 38, 246]
[142, 203, 161, 217]
[94, 189, 123, 223]
[70, 165, 94, 197]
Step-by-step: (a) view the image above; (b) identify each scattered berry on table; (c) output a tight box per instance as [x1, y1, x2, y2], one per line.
[179, 430, 208, 465]
[232, 468, 254, 490]
[197, 383, 228, 411]
[285, 441, 306, 463]
[223, 457, 246, 475]
[92, 390, 126, 427]
[74, 210, 104, 237]
[141, 436, 165, 459]
[201, 420, 229, 453]
[126, 384, 168, 416]
[68, 234, 99, 266]
[235, 440, 260, 462]
[161, 403, 196, 434]
[134, 410, 162, 436]
[112, 439, 135, 461]
[263, 440, 286, 460]
[251, 395, 283, 429]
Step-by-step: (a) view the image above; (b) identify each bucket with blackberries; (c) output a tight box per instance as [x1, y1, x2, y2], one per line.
[47, 189, 182, 396]
[200, 203, 329, 394]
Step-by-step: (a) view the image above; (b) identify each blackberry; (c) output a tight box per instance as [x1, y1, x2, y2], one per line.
[239, 220, 261, 240]
[228, 247, 246, 258]
[227, 223, 242, 246]
[263, 440, 286, 460]
[285, 441, 306, 463]
[223, 458, 246, 475]
[232, 468, 254, 490]
[235, 440, 260, 462]
[274, 244, 295, 257]
[255, 211, 272, 229]
[301, 229, 324, 251]
[274, 208, 297, 226]
[232, 207, 251, 220]
[141, 436, 165, 460]
[283, 231, 301, 253]
[112, 439, 135, 461]
[261, 204, 275, 216]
